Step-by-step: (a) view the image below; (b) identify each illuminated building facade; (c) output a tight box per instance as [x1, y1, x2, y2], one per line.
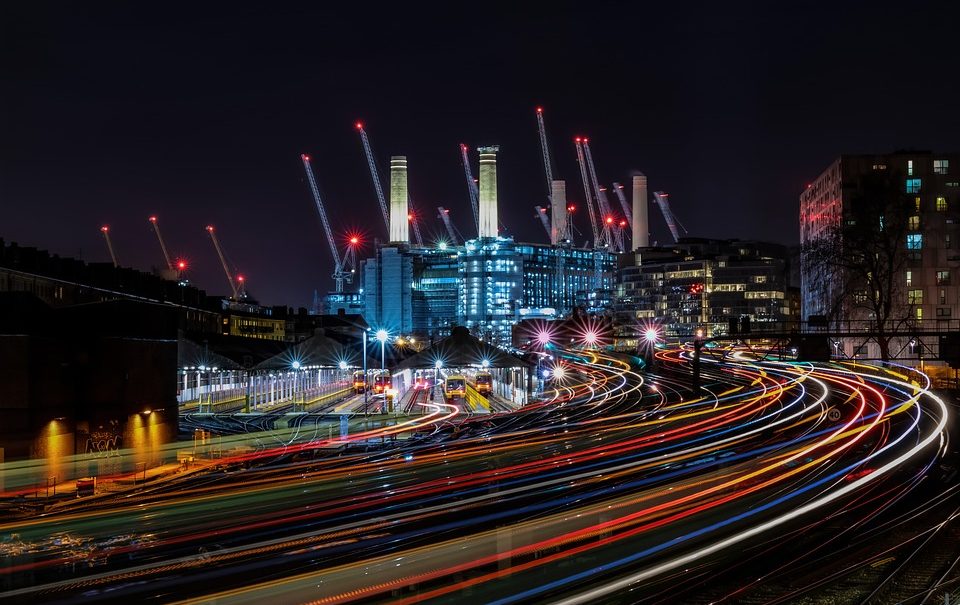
[458, 237, 523, 344]
[800, 152, 960, 326]
[614, 239, 799, 339]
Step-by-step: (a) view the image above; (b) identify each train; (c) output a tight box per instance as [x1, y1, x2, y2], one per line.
[475, 372, 492, 395]
[444, 375, 466, 399]
[352, 370, 366, 393]
[374, 372, 392, 394]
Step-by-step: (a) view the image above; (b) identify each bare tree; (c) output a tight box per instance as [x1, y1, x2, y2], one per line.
[802, 170, 916, 360]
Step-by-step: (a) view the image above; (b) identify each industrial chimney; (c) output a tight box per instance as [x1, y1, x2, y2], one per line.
[478, 146, 500, 238]
[632, 174, 649, 249]
[389, 156, 409, 243]
[550, 180, 567, 245]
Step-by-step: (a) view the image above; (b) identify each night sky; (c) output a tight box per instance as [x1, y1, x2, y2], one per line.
[4, 2, 960, 308]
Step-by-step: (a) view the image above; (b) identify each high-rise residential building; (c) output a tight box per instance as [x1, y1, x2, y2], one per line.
[361, 246, 414, 334]
[412, 248, 460, 340]
[800, 151, 960, 328]
[614, 239, 799, 341]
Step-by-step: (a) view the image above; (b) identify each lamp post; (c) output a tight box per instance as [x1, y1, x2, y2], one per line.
[376, 329, 389, 370]
[292, 360, 301, 412]
[362, 329, 369, 415]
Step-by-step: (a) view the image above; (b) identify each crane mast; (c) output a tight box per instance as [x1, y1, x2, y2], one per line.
[534, 206, 551, 239]
[408, 206, 424, 246]
[205, 225, 239, 299]
[536, 107, 554, 202]
[582, 140, 616, 249]
[653, 191, 687, 243]
[356, 123, 391, 236]
[612, 182, 633, 223]
[574, 139, 603, 248]
[437, 207, 460, 245]
[301, 154, 351, 293]
[100, 225, 119, 268]
[148, 216, 174, 270]
[459, 144, 480, 236]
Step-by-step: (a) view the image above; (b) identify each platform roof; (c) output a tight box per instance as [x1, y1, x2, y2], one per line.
[393, 326, 533, 370]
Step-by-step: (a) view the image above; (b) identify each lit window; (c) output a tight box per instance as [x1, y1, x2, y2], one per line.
[907, 178, 922, 193]
[908, 215, 921, 230]
[947, 234, 953, 249]
[906, 270, 912, 286]
[915, 197, 922, 212]
[937, 197, 949, 211]
[938, 270, 950, 285]
[908, 289, 923, 305]
[907, 233, 923, 249]
[935, 159, 949, 175]
[908, 160, 914, 176]
[916, 307, 923, 320]
[941, 289, 947, 305]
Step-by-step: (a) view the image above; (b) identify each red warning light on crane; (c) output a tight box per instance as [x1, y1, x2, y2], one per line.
[206, 225, 214, 232]
[101, 225, 109, 232]
[619, 220, 627, 227]
[349, 236, 359, 245]
[574, 137, 582, 143]
[536, 106, 543, 113]
[177, 260, 187, 270]
[301, 154, 310, 161]
[237, 275, 245, 283]
[567, 205, 576, 212]
[355, 121, 363, 130]
[605, 216, 614, 224]
[149, 216, 157, 223]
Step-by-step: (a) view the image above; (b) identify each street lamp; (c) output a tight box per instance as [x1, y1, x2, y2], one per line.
[376, 329, 389, 370]
[291, 360, 301, 411]
[363, 329, 369, 415]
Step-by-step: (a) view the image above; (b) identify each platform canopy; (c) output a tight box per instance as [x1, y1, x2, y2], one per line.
[393, 326, 533, 370]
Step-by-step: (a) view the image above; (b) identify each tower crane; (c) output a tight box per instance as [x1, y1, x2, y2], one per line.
[148, 215, 174, 270]
[534, 206, 551, 239]
[536, 107, 555, 221]
[653, 191, 688, 243]
[356, 122, 391, 237]
[205, 225, 241, 299]
[301, 154, 354, 293]
[582, 139, 618, 250]
[100, 225, 119, 268]
[611, 182, 633, 224]
[437, 207, 460, 246]
[408, 206, 424, 246]
[459, 144, 480, 236]
[574, 138, 604, 248]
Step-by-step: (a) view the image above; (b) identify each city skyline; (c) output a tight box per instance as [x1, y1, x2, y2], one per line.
[4, 3, 960, 307]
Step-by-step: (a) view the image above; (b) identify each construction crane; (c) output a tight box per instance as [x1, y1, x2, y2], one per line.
[536, 107, 554, 205]
[100, 225, 119, 268]
[356, 122, 391, 237]
[459, 144, 480, 236]
[301, 154, 354, 293]
[148, 215, 174, 270]
[408, 207, 424, 246]
[534, 206, 551, 239]
[612, 182, 633, 224]
[205, 224, 241, 299]
[437, 207, 460, 246]
[653, 191, 688, 243]
[582, 140, 618, 250]
[574, 138, 603, 248]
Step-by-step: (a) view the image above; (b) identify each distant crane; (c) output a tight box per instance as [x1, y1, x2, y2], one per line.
[100, 225, 119, 268]
[437, 207, 461, 246]
[459, 144, 480, 236]
[301, 154, 354, 293]
[653, 191, 688, 243]
[582, 140, 619, 250]
[356, 122, 391, 237]
[574, 138, 603, 248]
[205, 225, 242, 299]
[534, 206, 551, 239]
[612, 182, 633, 224]
[536, 107, 555, 223]
[148, 215, 174, 271]
[408, 207, 425, 246]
